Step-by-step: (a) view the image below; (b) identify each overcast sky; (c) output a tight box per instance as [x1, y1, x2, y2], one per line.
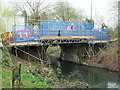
[1, 0, 119, 28]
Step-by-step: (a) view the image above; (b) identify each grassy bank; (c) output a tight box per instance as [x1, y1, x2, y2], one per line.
[2, 68, 49, 88]
[2, 44, 50, 88]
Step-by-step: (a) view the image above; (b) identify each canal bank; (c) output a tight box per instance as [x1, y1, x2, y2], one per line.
[81, 43, 118, 72]
[10, 54, 88, 88]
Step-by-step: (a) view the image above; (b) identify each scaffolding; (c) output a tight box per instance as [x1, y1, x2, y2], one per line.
[3, 20, 109, 63]
[5, 20, 108, 46]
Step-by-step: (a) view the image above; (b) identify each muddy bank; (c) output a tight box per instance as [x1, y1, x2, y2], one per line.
[81, 43, 118, 72]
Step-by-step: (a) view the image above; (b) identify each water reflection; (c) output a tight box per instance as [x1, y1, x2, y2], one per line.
[59, 60, 118, 88]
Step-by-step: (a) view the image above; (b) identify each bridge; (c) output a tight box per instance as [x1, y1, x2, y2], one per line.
[3, 20, 108, 63]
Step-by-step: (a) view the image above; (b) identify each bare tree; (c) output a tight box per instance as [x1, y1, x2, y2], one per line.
[11, 0, 51, 24]
[107, 0, 119, 39]
[109, 0, 119, 26]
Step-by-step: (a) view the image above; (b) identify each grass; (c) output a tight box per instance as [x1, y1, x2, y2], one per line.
[47, 45, 60, 50]
[2, 42, 88, 88]
[50, 50, 61, 57]
[47, 45, 61, 57]
[2, 44, 14, 68]
[20, 68, 50, 88]
[2, 69, 11, 88]
[2, 43, 50, 88]
[2, 68, 50, 88]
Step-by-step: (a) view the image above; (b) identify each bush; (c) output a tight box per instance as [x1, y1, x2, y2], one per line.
[2, 44, 14, 68]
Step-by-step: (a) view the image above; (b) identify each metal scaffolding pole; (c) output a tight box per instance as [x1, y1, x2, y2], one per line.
[88, 43, 91, 60]
[27, 46, 30, 61]
[91, 0, 93, 20]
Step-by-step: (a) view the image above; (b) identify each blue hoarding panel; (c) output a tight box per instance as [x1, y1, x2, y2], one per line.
[12, 20, 107, 43]
[93, 29, 108, 41]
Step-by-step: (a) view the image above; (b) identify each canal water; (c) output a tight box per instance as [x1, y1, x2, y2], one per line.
[49, 57, 118, 88]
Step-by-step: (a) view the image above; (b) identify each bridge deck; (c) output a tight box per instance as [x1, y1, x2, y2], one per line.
[94, 41, 108, 43]
[40, 36, 95, 39]
[8, 36, 108, 47]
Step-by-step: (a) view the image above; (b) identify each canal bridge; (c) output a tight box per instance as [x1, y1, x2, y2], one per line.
[3, 20, 108, 64]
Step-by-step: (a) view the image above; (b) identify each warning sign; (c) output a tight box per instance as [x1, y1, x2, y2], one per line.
[11, 62, 21, 88]
[14, 73, 19, 79]
[14, 80, 19, 85]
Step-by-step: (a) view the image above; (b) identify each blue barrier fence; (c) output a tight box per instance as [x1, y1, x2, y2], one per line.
[12, 20, 108, 43]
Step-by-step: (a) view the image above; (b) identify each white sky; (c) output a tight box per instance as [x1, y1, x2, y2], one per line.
[1, 0, 119, 28]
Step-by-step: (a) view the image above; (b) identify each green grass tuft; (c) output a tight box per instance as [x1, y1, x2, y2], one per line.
[2, 68, 50, 88]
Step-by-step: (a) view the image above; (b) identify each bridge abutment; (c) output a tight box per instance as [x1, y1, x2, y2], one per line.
[59, 44, 85, 64]
[59, 43, 107, 64]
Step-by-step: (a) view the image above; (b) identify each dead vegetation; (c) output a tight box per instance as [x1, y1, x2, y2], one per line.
[10, 54, 87, 88]
[85, 42, 118, 72]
